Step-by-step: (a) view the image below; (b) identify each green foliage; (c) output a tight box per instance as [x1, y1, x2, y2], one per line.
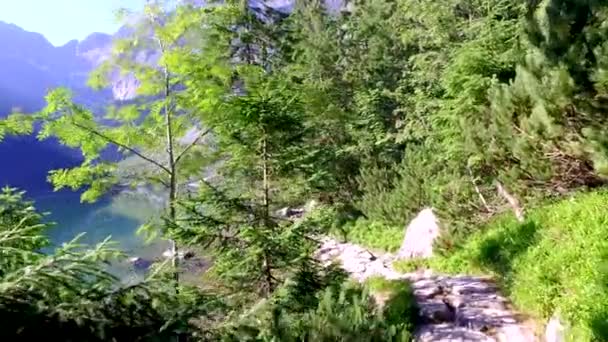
[363, 277, 418, 329]
[392, 259, 431, 274]
[337, 218, 403, 253]
[423, 190, 608, 341]
[221, 279, 416, 342]
[313, 0, 608, 246]
[0, 187, 50, 276]
[0, 188, 215, 341]
[0, 1, 228, 206]
[7, 0, 608, 338]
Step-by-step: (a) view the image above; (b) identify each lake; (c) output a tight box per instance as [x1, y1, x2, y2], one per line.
[33, 189, 170, 283]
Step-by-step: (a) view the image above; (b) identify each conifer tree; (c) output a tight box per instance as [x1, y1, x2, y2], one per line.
[167, 1, 325, 303]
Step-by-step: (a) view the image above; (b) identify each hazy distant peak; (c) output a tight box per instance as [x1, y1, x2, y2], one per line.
[79, 32, 113, 48]
[60, 39, 79, 49]
[0, 20, 54, 49]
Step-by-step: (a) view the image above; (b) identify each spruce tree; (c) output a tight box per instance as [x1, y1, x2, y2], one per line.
[167, 1, 325, 304]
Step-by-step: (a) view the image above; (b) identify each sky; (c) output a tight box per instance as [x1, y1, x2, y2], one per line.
[0, 0, 147, 46]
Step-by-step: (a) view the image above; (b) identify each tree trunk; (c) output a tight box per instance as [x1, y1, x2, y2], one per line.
[262, 133, 270, 220]
[261, 132, 274, 295]
[162, 43, 179, 286]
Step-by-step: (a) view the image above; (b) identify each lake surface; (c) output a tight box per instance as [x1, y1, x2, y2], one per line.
[33, 190, 169, 282]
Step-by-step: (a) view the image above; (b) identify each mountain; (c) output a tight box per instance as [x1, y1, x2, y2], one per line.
[0, 22, 116, 194]
[0, 22, 119, 114]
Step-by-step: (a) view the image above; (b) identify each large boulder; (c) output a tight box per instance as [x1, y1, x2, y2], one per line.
[397, 208, 441, 259]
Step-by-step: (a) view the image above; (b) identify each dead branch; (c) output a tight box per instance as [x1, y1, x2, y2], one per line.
[495, 181, 525, 222]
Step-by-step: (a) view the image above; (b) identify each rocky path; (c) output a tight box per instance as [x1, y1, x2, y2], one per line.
[315, 237, 538, 342]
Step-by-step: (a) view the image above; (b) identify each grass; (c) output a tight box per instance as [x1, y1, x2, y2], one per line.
[334, 218, 404, 253]
[363, 276, 418, 336]
[365, 276, 412, 293]
[392, 258, 431, 274]
[417, 190, 608, 341]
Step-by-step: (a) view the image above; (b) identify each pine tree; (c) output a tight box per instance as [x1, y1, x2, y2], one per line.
[165, 1, 325, 306]
[176, 73, 319, 300]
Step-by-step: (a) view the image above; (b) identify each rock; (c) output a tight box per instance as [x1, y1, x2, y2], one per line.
[289, 208, 305, 218]
[183, 250, 196, 260]
[275, 206, 305, 219]
[415, 324, 494, 342]
[343, 261, 366, 275]
[545, 313, 566, 342]
[420, 299, 456, 323]
[161, 249, 191, 260]
[276, 207, 291, 218]
[129, 257, 152, 270]
[162, 249, 174, 259]
[397, 208, 440, 259]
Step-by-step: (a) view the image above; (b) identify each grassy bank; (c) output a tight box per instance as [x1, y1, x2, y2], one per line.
[336, 219, 404, 253]
[394, 190, 608, 341]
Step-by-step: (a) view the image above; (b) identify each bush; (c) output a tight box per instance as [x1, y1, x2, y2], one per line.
[222, 278, 417, 341]
[426, 190, 608, 341]
[0, 187, 215, 341]
[364, 276, 418, 328]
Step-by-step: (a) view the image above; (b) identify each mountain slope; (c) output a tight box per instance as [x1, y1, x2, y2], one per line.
[0, 22, 113, 194]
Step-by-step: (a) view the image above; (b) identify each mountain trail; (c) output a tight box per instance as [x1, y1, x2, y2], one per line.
[315, 237, 539, 342]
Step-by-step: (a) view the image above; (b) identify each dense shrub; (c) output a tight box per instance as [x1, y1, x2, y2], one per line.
[221, 277, 417, 342]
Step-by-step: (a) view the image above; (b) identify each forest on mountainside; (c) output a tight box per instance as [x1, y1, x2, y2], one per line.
[0, 0, 607, 340]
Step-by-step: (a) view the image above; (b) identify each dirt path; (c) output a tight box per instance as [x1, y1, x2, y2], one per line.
[315, 237, 539, 342]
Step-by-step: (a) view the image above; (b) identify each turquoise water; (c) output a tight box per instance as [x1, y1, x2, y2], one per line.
[33, 190, 169, 282]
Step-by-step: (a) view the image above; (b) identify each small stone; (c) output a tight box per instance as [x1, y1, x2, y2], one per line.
[161, 249, 188, 260]
[129, 256, 141, 263]
[276, 207, 291, 218]
[129, 257, 152, 270]
[183, 250, 196, 260]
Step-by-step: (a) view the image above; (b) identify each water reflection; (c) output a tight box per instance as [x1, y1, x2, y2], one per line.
[34, 190, 169, 283]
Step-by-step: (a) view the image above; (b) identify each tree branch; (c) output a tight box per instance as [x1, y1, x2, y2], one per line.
[174, 128, 212, 165]
[70, 121, 171, 175]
